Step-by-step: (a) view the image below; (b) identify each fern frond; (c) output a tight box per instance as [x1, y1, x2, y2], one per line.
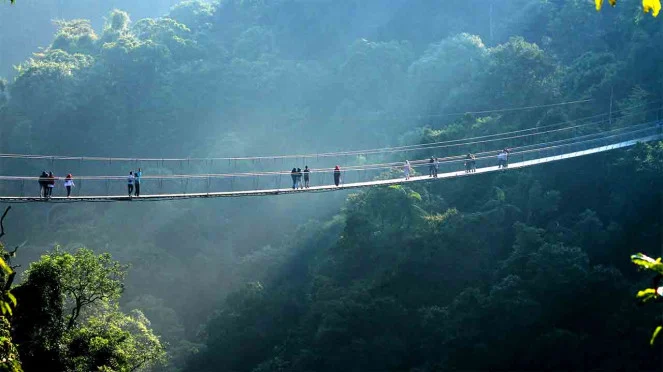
[651, 325, 662, 345]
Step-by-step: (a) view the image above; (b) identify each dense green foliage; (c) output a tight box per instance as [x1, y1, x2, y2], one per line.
[0, 236, 21, 372]
[187, 141, 663, 372]
[0, 0, 183, 76]
[12, 248, 165, 372]
[632, 253, 663, 345]
[1, 0, 663, 371]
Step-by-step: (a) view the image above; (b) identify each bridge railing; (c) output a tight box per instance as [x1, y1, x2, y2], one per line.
[0, 122, 660, 198]
[422, 121, 661, 176]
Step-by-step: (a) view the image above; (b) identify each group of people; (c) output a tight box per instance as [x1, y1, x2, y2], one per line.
[290, 166, 311, 189]
[127, 168, 143, 197]
[402, 149, 508, 179]
[35, 150, 516, 198]
[429, 157, 440, 177]
[465, 153, 477, 173]
[403, 157, 441, 180]
[289, 165, 343, 189]
[37, 169, 143, 199]
[38, 172, 75, 198]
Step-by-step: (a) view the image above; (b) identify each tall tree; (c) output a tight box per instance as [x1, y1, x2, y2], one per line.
[13, 248, 164, 372]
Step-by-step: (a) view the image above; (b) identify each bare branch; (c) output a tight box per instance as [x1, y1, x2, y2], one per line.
[8, 245, 20, 257]
[0, 206, 10, 240]
[5, 241, 25, 268]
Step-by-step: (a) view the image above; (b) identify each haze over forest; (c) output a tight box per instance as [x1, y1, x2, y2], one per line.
[1, 0, 663, 371]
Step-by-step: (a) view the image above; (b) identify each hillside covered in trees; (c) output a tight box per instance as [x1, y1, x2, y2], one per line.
[1, 0, 663, 371]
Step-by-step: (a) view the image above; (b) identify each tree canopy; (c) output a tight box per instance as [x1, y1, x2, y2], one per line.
[188, 140, 663, 372]
[13, 248, 164, 372]
[24, 248, 128, 330]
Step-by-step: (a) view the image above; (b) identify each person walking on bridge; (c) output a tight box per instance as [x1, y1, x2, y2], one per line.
[304, 166, 310, 188]
[134, 168, 142, 196]
[434, 157, 439, 178]
[297, 168, 303, 189]
[127, 171, 135, 196]
[333, 165, 341, 187]
[404, 160, 411, 180]
[63, 174, 75, 197]
[497, 151, 508, 169]
[38, 171, 48, 198]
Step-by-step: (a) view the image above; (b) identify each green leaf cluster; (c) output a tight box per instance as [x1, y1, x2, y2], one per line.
[0, 231, 21, 372]
[0, 255, 16, 317]
[65, 307, 166, 372]
[0, 318, 22, 372]
[631, 253, 663, 345]
[632, 253, 663, 274]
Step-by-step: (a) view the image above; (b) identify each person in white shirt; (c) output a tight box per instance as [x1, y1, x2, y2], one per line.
[404, 160, 411, 180]
[63, 174, 75, 197]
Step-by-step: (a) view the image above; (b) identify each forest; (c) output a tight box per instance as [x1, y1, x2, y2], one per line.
[0, 0, 663, 371]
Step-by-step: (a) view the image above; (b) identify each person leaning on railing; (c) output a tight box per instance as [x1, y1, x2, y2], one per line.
[134, 168, 142, 196]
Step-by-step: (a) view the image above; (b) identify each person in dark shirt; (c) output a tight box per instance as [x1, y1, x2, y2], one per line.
[134, 168, 142, 196]
[38, 171, 48, 198]
[46, 172, 56, 198]
[333, 166, 341, 187]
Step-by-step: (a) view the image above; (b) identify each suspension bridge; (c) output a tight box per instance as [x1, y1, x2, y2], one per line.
[0, 116, 661, 203]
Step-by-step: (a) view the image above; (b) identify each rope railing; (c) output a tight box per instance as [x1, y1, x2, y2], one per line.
[0, 128, 658, 203]
[0, 121, 656, 182]
[0, 121, 659, 201]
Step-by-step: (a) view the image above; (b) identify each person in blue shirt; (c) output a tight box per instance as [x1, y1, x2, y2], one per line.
[290, 168, 297, 189]
[134, 168, 142, 196]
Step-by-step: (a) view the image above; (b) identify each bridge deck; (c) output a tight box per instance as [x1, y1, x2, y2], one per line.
[0, 135, 658, 203]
